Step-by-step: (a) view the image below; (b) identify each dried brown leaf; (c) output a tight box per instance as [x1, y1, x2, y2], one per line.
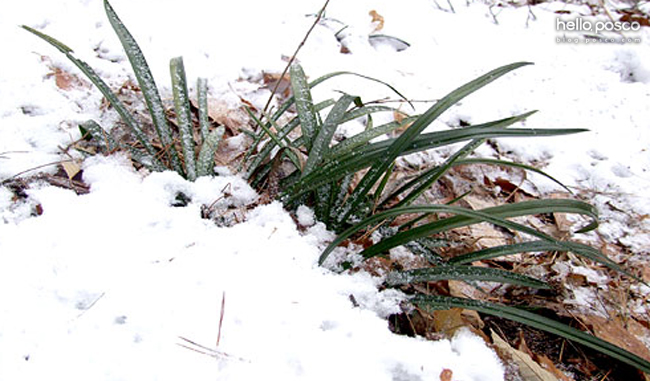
[440, 368, 453, 381]
[61, 160, 82, 180]
[578, 315, 650, 363]
[491, 330, 559, 381]
[369, 10, 385, 33]
[433, 308, 466, 336]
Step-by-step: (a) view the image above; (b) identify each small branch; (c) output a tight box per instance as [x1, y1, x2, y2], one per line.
[260, 0, 331, 118]
[217, 291, 226, 347]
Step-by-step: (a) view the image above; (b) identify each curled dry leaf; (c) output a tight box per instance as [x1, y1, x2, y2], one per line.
[61, 160, 82, 180]
[369, 10, 385, 33]
[40, 55, 88, 91]
[440, 368, 453, 381]
[491, 330, 559, 381]
[577, 314, 650, 363]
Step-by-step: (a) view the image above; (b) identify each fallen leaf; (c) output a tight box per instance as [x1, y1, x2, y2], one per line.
[578, 315, 650, 363]
[262, 72, 292, 99]
[61, 160, 82, 180]
[491, 330, 559, 381]
[40, 55, 87, 91]
[448, 279, 484, 300]
[517, 333, 573, 381]
[535, 354, 574, 381]
[619, 11, 650, 27]
[440, 368, 453, 381]
[369, 10, 384, 33]
[433, 308, 465, 336]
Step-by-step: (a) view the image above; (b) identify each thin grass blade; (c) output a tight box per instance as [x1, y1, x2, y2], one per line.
[197, 77, 210, 141]
[78, 120, 164, 171]
[79, 120, 119, 153]
[22, 25, 163, 166]
[197, 126, 225, 177]
[386, 266, 550, 289]
[245, 107, 302, 171]
[334, 63, 533, 225]
[448, 240, 571, 265]
[381, 111, 537, 208]
[244, 68, 410, 175]
[303, 94, 355, 177]
[328, 116, 419, 158]
[170, 57, 197, 180]
[285, 126, 585, 203]
[103, 0, 182, 174]
[290, 64, 319, 151]
[359, 200, 598, 259]
[414, 295, 650, 374]
[455, 158, 571, 192]
[319, 199, 597, 264]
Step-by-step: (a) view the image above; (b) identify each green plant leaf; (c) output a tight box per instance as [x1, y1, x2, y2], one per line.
[285, 125, 585, 203]
[319, 199, 598, 265]
[197, 77, 210, 141]
[386, 266, 550, 289]
[303, 94, 355, 177]
[245, 107, 302, 171]
[22, 25, 163, 167]
[197, 126, 225, 177]
[78, 120, 163, 171]
[244, 69, 409, 176]
[380, 111, 537, 208]
[170, 57, 197, 181]
[413, 295, 650, 374]
[448, 240, 572, 265]
[328, 116, 419, 158]
[334, 62, 533, 226]
[358, 200, 598, 258]
[454, 157, 572, 193]
[78, 120, 118, 153]
[103, 0, 183, 175]
[290, 64, 319, 151]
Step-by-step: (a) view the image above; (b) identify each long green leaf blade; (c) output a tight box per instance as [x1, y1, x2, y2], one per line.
[448, 240, 569, 265]
[79, 120, 164, 171]
[397, 138, 487, 208]
[197, 126, 225, 177]
[335, 62, 533, 225]
[414, 295, 650, 374]
[455, 158, 572, 192]
[359, 200, 598, 259]
[290, 64, 319, 151]
[387, 266, 550, 289]
[319, 199, 598, 265]
[22, 25, 162, 166]
[104, 0, 182, 174]
[303, 94, 355, 177]
[197, 77, 210, 140]
[329, 116, 419, 158]
[244, 107, 302, 171]
[170, 57, 197, 181]
[381, 111, 537, 208]
[285, 126, 585, 203]
[245, 99, 335, 181]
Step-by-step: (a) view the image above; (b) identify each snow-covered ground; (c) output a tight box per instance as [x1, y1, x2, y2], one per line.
[1, 0, 649, 379]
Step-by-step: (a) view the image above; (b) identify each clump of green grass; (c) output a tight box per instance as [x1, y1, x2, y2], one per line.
[245, 62, 650, 374]
[21, 0, 650, 375]
[22, 0, 224, 180]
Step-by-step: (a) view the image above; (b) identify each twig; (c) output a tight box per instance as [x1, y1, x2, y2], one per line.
[177, 336, 248, 362]
[217, 291, 226, 347]
[75, 292, 106, 319]
[259, 0, 331, 118]
[1, 159, 76, 185]
[488, 5, 501, 25]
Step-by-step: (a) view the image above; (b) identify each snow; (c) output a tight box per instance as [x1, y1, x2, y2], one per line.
[1, 0, 650, 379]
